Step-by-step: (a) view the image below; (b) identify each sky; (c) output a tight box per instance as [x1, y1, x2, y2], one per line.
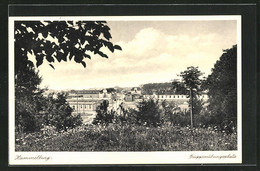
[30, 20, 237, 90]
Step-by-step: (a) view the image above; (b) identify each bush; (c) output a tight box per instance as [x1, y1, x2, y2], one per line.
[16, 124, 237, 151]
[206, 45, 237, 128]
[135, 99, 162, 127]
[15, 95, 45, 133]
[92, 100, 117, 125]
[42, 93, 82, 131]
[15, 64, 46, 133]
[171, 111, 190, 127]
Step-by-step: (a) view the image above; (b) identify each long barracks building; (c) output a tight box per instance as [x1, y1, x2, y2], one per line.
[66, 87, 208, 123]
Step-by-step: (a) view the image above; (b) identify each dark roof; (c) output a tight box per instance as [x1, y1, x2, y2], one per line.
[131, 87, 141, 91]
[157, 90, 175, 95]
[105, 88, 116, 93]
[70, 88, 116, 94]
[70, 90, 100, 94]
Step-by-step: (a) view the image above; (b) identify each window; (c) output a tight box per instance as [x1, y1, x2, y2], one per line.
[173, 96, 175, 98]
[169, 96, 171, 98]
[177, 96, 179, 98]
[161, 96, 163, 98]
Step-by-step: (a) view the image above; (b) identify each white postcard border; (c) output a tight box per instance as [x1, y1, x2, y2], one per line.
[9, 15, 242, 165]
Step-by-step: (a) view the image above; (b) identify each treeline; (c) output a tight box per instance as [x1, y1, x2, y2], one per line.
[141, 81, 189, 95]
[92, 98, 234, 133]
[141, 82, 173, 93]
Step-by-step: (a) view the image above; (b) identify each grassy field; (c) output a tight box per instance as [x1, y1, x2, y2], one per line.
[15, 124, 237, 151]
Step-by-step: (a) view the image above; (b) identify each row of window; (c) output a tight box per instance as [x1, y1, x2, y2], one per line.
[159, 95, 188, 98]
[159, 95, 206, 99]
[72, 105, 92, 110]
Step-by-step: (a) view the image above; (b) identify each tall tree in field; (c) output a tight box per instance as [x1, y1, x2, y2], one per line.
[206, 45, 237, 127]
[179, 66, 204, 128]
[15, 21, 121, 132]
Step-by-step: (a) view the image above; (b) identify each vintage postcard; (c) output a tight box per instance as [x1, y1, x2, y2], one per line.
[9, 15, 242, 165]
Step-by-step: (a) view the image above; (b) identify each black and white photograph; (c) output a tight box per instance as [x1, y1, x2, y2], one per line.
[9, 16, 242, 165]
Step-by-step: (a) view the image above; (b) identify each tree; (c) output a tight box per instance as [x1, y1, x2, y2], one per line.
[179, 66, 204, 128]
[188, 95, 203, 116]
[14, 21, 121, 132]
[172, 81, 189, 94]
[42, 93, 82, 131]
[92, 100, 116, 125]
[161, 100, 179, 125]
[136, 99, 161, 127]
[15, 21, 122, 71]
[141, 82, 173, 94]
[206, 45, 237, 128]
[15, 66, 45, 132]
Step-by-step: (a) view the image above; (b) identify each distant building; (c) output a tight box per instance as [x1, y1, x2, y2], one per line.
[131, 87, 142, 95]
[66, 86, 209, 123]
[67, 88, 121, 123]
[124, 93, 134, 102]
[141, 89, 208, 111]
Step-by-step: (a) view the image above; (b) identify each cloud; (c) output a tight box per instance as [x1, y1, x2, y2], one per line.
[37, 25, 236, 90]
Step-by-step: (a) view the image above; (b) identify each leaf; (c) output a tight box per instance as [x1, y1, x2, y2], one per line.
[106, 42, 114, 52]
[97, 51, 108, 58]
[46, 55, 55, 63]
[84, 53, 91, 59]
[27, 61, 34, 67]
[67, 21, 73, 25]
[81, 61, 86, 68]
[68, 53, 74, 60]
[62, 52, 68, 61]
[36, 60, 42, 67]
[114, 45, 122, 50]
[80, 37, 85, 45]
[49, 64, 55, 70]
[74, 54, 83, 63]
[28, 50, 33, 55]
[36, 54, 44, 67]
[103, 32, 112, 40]
[42, 31, 48, 38]
[55, 52, 63, 62]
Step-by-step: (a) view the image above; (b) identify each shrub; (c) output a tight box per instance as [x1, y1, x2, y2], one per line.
[92, 100, 116, 125]
[16, 124, 237, 151]
[15, 95, 45, 133]
[206, 45, 237, 128]
[42, 93, 82, 131]
[135, 99, 162, 127]
[171, 111, 190, 126]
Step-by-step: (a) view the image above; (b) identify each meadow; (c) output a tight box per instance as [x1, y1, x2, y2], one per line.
[15, 124, 237, 151]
